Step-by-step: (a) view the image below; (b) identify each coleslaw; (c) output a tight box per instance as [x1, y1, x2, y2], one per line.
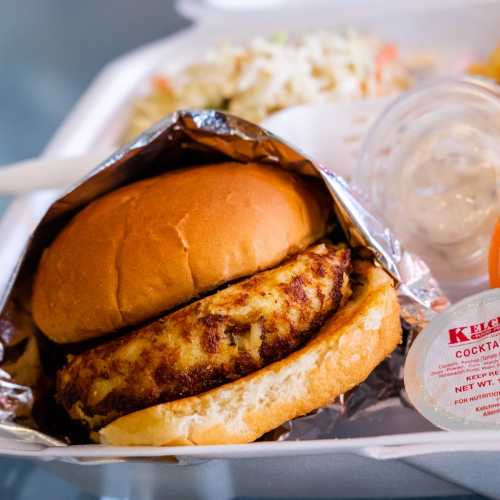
[125, 30, 412, 141]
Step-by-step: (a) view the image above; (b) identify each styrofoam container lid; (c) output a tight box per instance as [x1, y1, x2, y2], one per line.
[177, 0, 499, 23]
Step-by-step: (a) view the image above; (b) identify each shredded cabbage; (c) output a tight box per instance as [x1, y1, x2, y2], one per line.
[125, 30, 411, 141]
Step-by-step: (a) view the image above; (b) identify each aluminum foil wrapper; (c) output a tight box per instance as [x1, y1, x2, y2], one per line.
[0, 110, 446, 459]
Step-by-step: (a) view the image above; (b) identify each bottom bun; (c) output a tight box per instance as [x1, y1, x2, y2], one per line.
[99, 260, 401, 446]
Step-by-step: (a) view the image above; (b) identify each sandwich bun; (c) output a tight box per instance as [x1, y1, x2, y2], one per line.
[32, 162, 330, 343]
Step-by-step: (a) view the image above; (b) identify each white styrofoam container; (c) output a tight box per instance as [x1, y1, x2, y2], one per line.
[3, 1, 500, 498]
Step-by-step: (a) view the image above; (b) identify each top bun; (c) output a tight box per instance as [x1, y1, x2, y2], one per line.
[32, 162, 331, 343]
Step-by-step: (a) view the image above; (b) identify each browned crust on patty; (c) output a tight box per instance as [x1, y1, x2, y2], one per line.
[98, 260, 401, 446]
[56, 243, 350, 429]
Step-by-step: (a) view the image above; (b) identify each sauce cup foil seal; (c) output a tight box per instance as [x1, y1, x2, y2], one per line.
[0, 110, 445, 461]
[405, 288, 500, 431]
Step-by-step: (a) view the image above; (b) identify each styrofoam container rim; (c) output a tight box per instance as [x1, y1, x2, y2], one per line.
[176, 0, 500, 23]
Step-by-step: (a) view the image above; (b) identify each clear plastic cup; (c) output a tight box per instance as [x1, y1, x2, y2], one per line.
[354, 78, 500, 301]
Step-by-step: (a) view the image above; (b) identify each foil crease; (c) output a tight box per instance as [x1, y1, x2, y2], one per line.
[0, 110, 446, 461]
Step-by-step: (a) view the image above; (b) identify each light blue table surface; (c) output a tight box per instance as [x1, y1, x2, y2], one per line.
[0, 1, 488, 499]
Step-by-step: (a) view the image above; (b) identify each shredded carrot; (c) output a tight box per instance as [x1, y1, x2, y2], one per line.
[376, 44, 398, 74]
[379, 43, 398, 64]
[375, 43, 398, 94]
[152, 76, 172, 91]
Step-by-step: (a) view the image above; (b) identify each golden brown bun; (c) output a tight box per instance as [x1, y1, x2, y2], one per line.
[99, 260, 401, 446]
[32, 163, 330, 343]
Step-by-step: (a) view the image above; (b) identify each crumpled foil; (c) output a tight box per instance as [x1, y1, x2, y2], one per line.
[0, 110, 447, 460]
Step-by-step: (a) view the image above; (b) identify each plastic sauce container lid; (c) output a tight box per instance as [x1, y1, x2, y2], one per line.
[354, 78, 500, 301]
[405, 288, 500, 430]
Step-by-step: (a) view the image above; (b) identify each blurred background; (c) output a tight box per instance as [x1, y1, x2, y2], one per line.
[0, 0, 188, 164]
[0, 0, 188, 215]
